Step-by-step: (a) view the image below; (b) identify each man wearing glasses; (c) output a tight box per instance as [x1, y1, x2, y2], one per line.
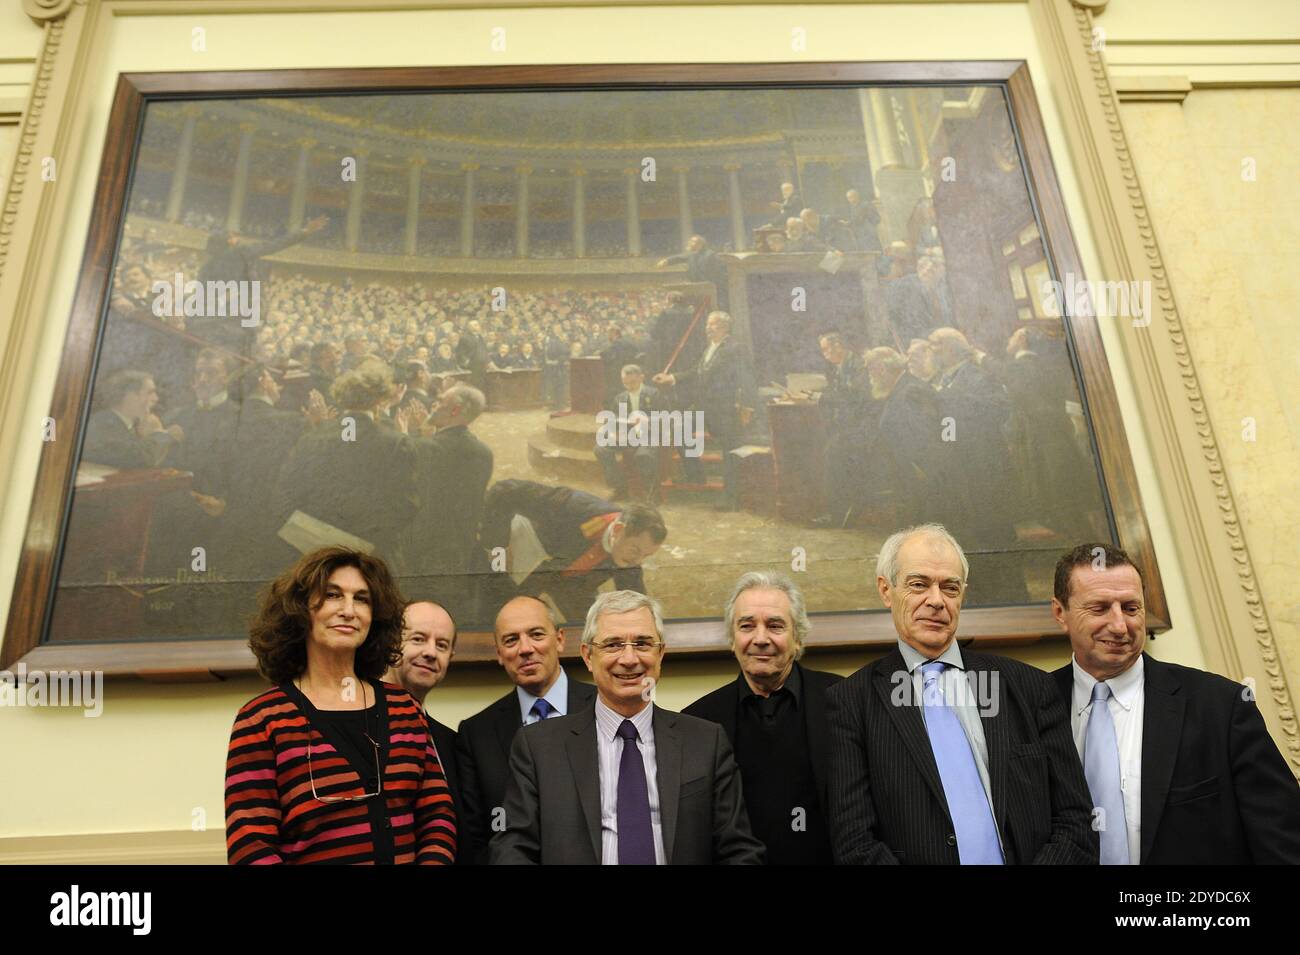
[491, 590, 765, 864]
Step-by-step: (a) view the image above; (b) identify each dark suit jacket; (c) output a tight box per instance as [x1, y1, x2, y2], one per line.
[165, 398, 241, 498]
[827, 647, 1098, 864]
[82, 409, 168, 470]
[671, 338, 757, 442]
[455, 333, 489, 374]
[227, 398, 307, 572]
[406, 424, 494, 575]
[479, 479, 648, 619]
[1052, 655, 1300, 864]
[491, 703, 766, 864]
[771, 192, 803, 227]
[426, 713, 463, 862]
[683, 664, 844, 856]
[820, 353, 872, 438]
[274, 412, 420, 562]
[455, 676, 597, 865]
[868, 374, 945, 500]
[650, 305, 697, 373]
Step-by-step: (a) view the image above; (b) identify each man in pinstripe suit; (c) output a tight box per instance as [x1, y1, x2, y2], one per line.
[826, 524, 1098, 864]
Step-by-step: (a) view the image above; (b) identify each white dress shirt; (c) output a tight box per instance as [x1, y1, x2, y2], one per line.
[594, 696, 665, 865]
[896, 639, 1003, 849]
[1070, 654, 1144, 865]
[516, 668, 570, 725]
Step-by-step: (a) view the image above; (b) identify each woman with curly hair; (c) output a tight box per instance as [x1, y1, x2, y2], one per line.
[224, 546, 456, 864]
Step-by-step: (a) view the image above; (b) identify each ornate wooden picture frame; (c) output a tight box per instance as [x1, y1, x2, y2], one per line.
[2, 61, 1168, 679]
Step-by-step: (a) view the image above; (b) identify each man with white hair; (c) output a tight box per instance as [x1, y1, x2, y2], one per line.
[684, 572, 844, 865]
[492, 590, 764, 865]
[826, 524, 1097, 864]
[769, 180, 802, 228]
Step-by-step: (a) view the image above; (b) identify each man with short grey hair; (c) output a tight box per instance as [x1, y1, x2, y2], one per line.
[684, 572, 844, 864]
[492, 590, 764, 865]
[826, 523, 1097, 864]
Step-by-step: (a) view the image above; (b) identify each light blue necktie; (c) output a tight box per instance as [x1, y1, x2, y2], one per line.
[1084, 682, 1129, 865]
[920, 661, 1004, 864]
[530, 698, 553, 721]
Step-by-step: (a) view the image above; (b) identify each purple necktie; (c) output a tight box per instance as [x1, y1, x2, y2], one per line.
[616, 719, 655, 865]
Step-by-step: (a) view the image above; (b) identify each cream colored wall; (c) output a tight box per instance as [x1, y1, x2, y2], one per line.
[1118, 91, 1300, 707]
[0, 0, 1281, 857]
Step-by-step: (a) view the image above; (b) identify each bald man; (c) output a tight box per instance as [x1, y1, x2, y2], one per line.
[454, 596, 597, 864]
[385, 600, 463, 829]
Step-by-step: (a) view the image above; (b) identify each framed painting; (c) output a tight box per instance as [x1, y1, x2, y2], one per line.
[2, 61, 1168, 678]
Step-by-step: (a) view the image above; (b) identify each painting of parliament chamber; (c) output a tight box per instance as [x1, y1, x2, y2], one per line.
[36, 74, 1140, 657]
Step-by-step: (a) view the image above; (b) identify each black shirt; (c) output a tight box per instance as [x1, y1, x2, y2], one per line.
[734, 666, 833, 865]
[284, 679, 396, 865]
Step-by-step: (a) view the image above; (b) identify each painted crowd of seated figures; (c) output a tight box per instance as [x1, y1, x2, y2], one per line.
[78, 176, 1100, 640]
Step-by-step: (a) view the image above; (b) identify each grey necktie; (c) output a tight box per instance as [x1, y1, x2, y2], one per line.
[1084, 682, 1129, 865]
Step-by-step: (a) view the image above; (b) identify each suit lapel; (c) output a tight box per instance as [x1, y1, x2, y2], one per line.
[1051, 664, 1073, 705]
[492, 694, 520, 765]
[1139, 656, 1184, 864]
[564, 709, 603, 863]
[653, 706, 682, 865]
[871, 650, 949, 818]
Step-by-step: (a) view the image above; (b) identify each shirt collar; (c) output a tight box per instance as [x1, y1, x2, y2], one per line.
[516, 667, 570, 723]
[112, 408, 136, 430]
[1071, 653, 1144, 715]
[595, 694, 654, 741]
[198, 391, 228, 411]
[738, 660, 803, 706]
[897, 637, 965, 674]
